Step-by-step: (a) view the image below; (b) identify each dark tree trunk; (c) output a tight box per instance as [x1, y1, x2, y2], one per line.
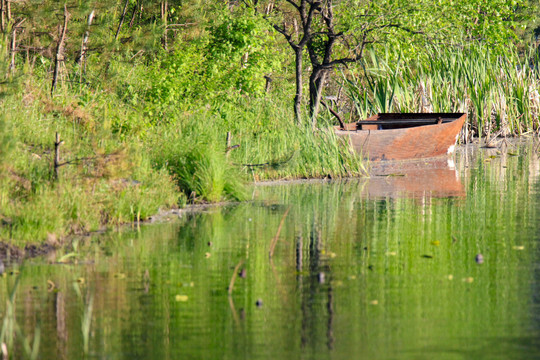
[161, 1, 168, 50]
[294, 48, 303, 125]
[309, 67, 327, 127]
[115, 0, 130, 40]
[1, 0, 5, 33]
[129, 0, 138, 28]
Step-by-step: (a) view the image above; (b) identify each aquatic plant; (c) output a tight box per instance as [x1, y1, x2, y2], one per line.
[344, 45, 540, 138]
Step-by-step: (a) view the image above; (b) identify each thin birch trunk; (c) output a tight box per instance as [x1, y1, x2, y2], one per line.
[77, 10, 95, 67]
[7, 19, 25, 77]
[51, 5, 69, 96]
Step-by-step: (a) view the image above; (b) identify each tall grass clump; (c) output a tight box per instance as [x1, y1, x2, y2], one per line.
[345, 44, 540, 138]
[198, 94, 366, 181]
[149, 126, 248, 203]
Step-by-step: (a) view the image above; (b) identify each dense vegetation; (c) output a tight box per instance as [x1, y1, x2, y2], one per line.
[0, 0, 539, 245]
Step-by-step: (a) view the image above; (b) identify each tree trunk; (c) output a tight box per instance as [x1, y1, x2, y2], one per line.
[161, 1, 168, 50]
[51, 6, 69, 96]
[309, 67, 327, 127]
[77, 10, 95, 67]
[115, 0, 130, 40]
[8, 20, 16, 76]
[294, 48, 303, 125]
[1, 0, 5, 33]
[129, 1, 138, 28]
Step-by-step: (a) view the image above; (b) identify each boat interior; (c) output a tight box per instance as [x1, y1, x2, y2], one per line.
[353, 113, 465, 131]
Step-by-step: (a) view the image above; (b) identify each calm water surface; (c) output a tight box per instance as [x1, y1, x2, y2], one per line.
[1, 140, 540, 360]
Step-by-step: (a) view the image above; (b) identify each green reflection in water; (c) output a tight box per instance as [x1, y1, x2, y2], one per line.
[1, 142, 540, 360]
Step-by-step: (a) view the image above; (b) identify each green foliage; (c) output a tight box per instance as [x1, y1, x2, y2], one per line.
[141, 10, 281, 122]
[335, 0, 527, 54]
[206, 11, 278, 95]
[345, 44, 540, 136]
[149, 126, 248, 203]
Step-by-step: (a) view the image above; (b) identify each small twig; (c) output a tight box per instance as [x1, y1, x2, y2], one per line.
[233, 152, 295, 168]
[166, 22, 197, 28]
[129, 49, 144, 61]
[228, 295, 240, 326]
[53, 132, 64, 180]
[225, 131, 231, 156]
[227, 259, 245, 296]
[269, 205, 292, 258]
[234, 161, 270, 168]
[57, 155, 101, 167]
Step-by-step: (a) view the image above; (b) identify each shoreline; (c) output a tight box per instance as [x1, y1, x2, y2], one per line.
[1, 135, 537, 263]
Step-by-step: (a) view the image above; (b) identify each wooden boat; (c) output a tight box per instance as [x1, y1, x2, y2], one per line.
[335, 113, 466, 161]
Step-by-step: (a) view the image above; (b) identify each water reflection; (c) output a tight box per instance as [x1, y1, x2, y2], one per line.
[365, 158, 465, 198]
[1, 140, 540, 359]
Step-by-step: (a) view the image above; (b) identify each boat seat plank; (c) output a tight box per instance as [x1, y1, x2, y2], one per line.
[357, 119, 454, 125]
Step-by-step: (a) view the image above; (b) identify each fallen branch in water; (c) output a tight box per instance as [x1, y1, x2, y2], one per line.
[228, 259, 245, 296]
[269, 205, 291, 258]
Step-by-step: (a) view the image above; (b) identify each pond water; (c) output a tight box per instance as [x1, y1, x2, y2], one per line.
[1, 139, 540, 360]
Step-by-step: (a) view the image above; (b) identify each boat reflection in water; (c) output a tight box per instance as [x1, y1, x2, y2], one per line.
[360, 157, 465, 198]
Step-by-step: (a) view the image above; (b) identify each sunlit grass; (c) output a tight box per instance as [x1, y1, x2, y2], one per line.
[345, 45, 540, 137]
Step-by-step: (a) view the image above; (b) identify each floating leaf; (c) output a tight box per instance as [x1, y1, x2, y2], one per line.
[205, 252, 211, 258]
[370, 300, 379, 305]
[431, 241, 440, 246]
[175, 295, 188, 302]
[512, 245, 525, 250]
[507, 152, 518, 156]
[386, 251, 396, 256]
[462, 277, 474, 283]
[447, 275, 454, 280]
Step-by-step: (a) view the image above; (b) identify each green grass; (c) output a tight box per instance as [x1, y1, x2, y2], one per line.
[0, 51, 365, 245]
[345, 45, 540, 137]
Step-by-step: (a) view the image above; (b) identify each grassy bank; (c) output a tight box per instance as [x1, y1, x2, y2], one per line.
[0, 54, 364, 246]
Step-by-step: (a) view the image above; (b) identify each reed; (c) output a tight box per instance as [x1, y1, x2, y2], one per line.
[344, 44, 540, 138]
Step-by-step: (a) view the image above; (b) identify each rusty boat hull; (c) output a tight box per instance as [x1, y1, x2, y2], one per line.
[335, 113, 467, 161]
